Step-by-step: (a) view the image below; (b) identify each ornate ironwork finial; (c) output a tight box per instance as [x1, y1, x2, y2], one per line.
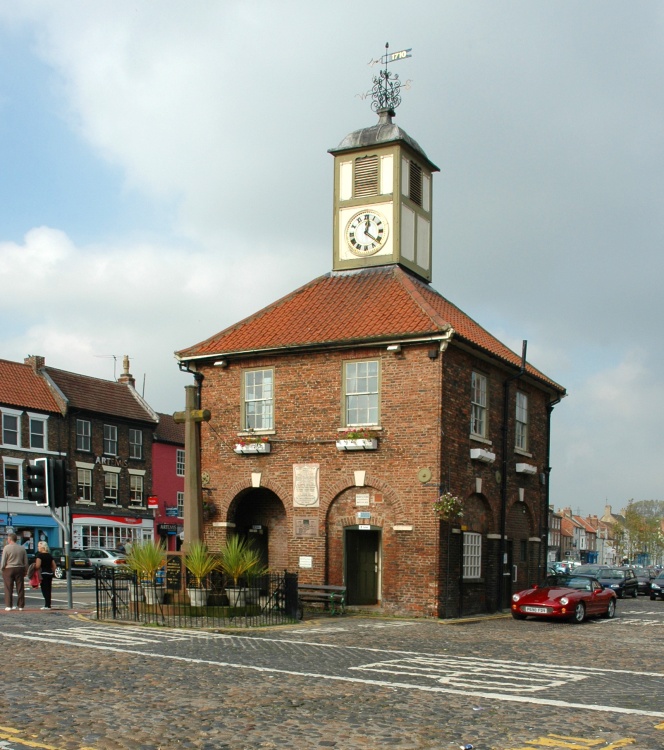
[370, 43, 412, 116]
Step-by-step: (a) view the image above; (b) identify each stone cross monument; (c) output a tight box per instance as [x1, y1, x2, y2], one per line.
[173, 385, 211, 550]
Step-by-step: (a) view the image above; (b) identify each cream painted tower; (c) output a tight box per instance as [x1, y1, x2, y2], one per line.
[329, 108, 439, 282]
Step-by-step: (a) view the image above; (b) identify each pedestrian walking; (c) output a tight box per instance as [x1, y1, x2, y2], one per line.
[1, 533, 28, 610]
[35, 541, 56, 610]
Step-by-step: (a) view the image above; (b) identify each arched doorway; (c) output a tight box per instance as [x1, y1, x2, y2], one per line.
[229, 487, 288, 571]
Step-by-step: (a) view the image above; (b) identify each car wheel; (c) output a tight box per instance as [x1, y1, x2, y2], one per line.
[617, 591, 624, 599]
[651, 595, 656, 601]
[511, 612, 527, 620]
[54, 566, 65, 580]
[571, 602, 586, 623]
[603, 599, 616, 619]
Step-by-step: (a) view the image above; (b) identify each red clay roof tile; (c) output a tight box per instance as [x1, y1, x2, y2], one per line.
[0, 359, 62, 413]
[177, 266, 564, 392]
[44, 367, 157, 423]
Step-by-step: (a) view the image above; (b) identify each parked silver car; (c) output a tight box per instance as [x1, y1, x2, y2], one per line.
[83, 547, 128, 568]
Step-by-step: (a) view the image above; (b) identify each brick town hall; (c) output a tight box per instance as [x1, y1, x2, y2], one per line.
[176, 70, 566, 618]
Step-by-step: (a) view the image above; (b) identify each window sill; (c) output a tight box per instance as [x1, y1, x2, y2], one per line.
[102, 503, 120, 507]
[76, 501, 95, 505]
[514, 448, 533, 458]
[469, 434, 492, 446]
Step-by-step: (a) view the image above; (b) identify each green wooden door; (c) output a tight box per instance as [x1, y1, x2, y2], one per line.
[345, 529, 380, 605]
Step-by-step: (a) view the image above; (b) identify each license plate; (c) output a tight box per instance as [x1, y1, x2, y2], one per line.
[73, 560, 85, 566]
[523, 606, 548, 614]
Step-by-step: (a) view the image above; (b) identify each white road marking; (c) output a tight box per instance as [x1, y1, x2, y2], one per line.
[1, 627, 663, 720]
[350, 656, 588, 692]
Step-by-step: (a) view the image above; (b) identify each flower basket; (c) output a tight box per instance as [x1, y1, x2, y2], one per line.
[234, 442, 271, 454]
[336, 428, 378, 451]
[433, 492, 463, 522]
[336, 438, 378, 451]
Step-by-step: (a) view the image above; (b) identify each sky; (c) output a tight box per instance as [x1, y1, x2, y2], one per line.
[1, 1, 662, 517]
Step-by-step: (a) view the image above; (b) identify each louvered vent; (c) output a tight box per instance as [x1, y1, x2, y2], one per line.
[354, 155, 379, 197]
[409, 160, 422, 206]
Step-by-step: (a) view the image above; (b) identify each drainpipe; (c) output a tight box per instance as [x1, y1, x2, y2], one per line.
[541, 393, 562, 576]
[497, 340, 527, 612]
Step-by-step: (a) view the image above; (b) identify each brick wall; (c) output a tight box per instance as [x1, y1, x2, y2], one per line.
[197, 338, 556, 617]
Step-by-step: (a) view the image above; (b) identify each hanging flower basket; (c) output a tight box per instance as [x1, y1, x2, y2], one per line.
[433, 492, 463, 521]
[336, 428, 378, 451]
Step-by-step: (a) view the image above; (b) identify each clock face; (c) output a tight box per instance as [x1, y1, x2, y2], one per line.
[345, 210, 389, 256]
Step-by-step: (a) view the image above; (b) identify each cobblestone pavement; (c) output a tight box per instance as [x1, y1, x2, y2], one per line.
[0, 595, 662, 749]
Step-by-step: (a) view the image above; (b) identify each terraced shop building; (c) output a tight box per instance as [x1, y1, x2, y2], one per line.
[175, 107, 566, 617]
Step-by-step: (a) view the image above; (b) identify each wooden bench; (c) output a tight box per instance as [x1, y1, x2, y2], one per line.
[298, 584, 346, 616]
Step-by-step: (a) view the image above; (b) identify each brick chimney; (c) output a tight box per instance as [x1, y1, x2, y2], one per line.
[24, 355, 45, 373]
[117, 355, 136, 387]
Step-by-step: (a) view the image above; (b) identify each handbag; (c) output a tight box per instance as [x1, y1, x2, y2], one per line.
[30, 569, 41, 588]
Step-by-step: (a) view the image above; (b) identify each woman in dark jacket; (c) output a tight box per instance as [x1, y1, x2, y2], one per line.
[35, 541, 56, 609]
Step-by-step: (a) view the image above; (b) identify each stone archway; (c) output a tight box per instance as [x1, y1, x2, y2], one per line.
[228, 487, 288, 571]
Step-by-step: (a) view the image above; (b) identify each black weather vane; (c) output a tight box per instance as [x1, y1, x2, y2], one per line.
[362, 43, 413, 114]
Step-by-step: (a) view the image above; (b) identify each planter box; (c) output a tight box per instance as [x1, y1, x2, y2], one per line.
[234, 442, 271, 454]
[336, 438, 378, 451]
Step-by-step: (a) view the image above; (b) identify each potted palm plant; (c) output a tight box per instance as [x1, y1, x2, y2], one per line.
[218, 535, 263, 607]
[125, 540, 167, 605]
[183, 541, 218, 607]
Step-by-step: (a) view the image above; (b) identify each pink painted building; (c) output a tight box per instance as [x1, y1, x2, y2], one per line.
[152, 413, 185, 551]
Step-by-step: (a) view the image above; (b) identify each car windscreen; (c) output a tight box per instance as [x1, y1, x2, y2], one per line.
[601, 570, 624, 579]
[542, 575, 592, 590]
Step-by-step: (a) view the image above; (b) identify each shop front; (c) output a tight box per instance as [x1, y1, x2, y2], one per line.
[0, 512, 61, 554]
[72, 514, 154, 550]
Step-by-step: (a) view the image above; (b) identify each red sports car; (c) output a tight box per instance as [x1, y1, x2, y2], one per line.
[511, 574, 617, 623]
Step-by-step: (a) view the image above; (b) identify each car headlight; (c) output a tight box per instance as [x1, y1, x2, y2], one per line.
[560, 597, 569, 605]
[611, 584, 619, 588]
[652, 583, 661, 590]
[512, 594, 521, 602]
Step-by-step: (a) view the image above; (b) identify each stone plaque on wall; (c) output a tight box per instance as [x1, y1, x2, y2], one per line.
[295, 517, 319, 537]
[293, 463, 320, 507]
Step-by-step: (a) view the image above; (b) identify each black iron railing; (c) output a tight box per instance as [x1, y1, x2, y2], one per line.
[95, 567, 299, 628]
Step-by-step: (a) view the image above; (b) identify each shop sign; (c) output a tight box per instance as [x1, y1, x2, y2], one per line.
[94, 455, 129, 468]
[165, 507, 179, 517]
[158, 524, 181, 533]
[147, 496, 159, 509]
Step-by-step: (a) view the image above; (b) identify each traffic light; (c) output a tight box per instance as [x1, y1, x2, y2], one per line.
[49, 458, 70, 508]
[26, 458, 49, 506]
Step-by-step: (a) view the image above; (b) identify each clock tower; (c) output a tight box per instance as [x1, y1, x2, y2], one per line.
[329, 105, 439, 282]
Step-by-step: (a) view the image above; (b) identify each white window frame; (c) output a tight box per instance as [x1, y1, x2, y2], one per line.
[463, 532, 482, 580]
[515, 391, 528, 451]
[129, 428, 143, 460]
[177, 491, 184, 518]
[1, 408, 22, 447]
[76, 419, 91, 452]
[27, 412, 48, 451]
[343, 359, 380, 427]
[76, 466, 93, 503]
[103, 467, 120, 505]
[3, 457, 23, 500]
[176, 449, 185, 477]
[129, 472, 144, 507]
[470, 372, 488, 438]
[242, 368, 274, 431]
[103, 424, 118, 456]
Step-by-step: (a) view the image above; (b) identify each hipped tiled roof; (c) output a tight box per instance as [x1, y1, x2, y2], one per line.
[45, 367, 157, 424]
[155, 413, 185, 445]
[177, 266, 564, 392]
[0, 359, 62, 413]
